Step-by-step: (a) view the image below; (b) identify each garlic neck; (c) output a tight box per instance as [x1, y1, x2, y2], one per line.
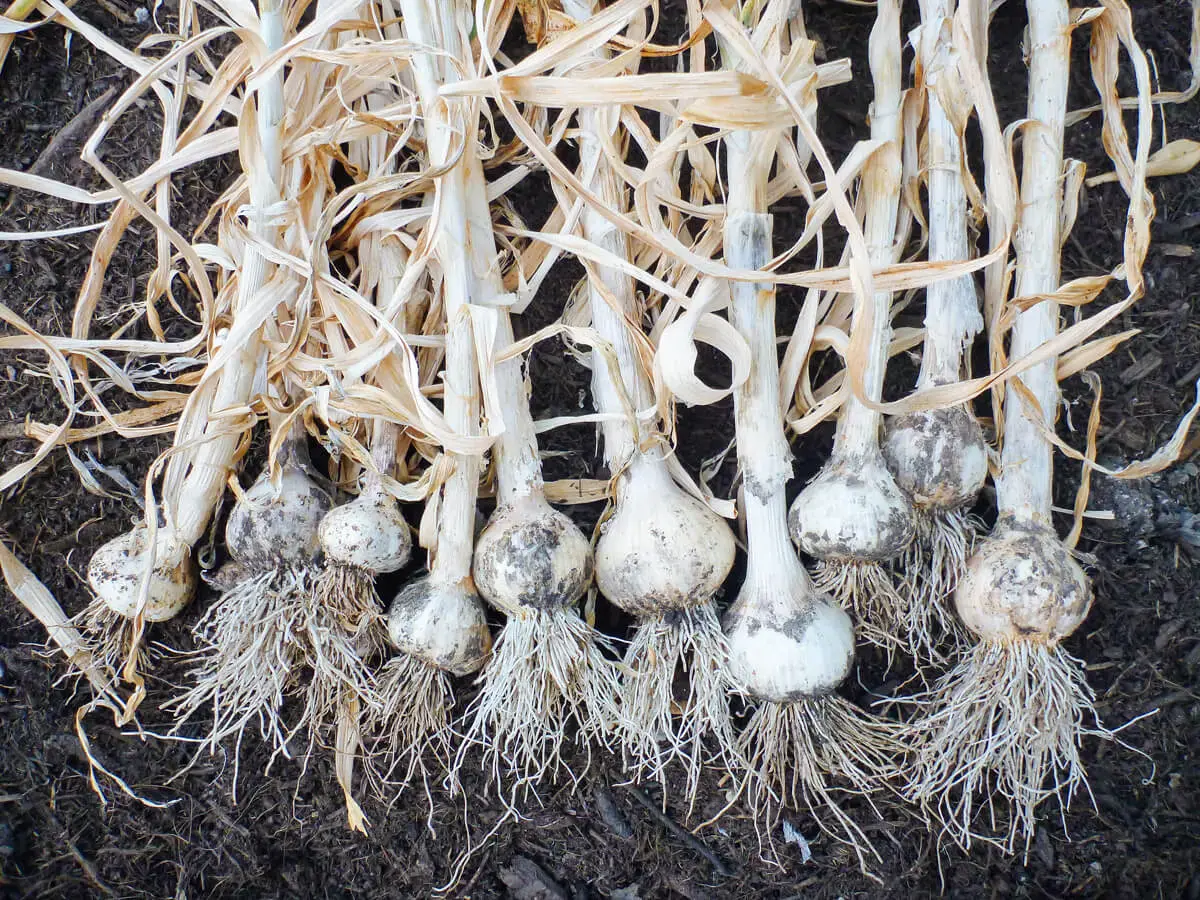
[362, 418, 399, 497]
[726, 207, 792, 503]
[997, 0, 1070, 526]
[490, 312, 547, 507]
[275, 416, 310, 470]
[916, 0, 983, 390]
[834, 0, 903, 462]
[164, 0, 286, 550]
[790, 2, 917, 558]
[743, 491, 810, 600]
[615, 452, 673, 506]
[399, 0, 489, 583]
[576, 107, 652, 472]
[723, 126, 805, 588]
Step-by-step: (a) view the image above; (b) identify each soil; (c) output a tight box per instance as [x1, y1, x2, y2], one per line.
[1, 1, 1199, 898]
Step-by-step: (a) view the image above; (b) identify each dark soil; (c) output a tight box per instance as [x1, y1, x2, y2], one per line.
[2, 2, 1199, 898]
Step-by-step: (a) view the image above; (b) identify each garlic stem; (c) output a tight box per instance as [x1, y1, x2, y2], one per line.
[490, 314, 547, 505]
[726, 143, 793, 516]
[362, 418, 399, 496]
[399, 0, 483, 579]
[166, 0, 285, 549]
[581, 179, 653, 470]
[833, 0, 903, 460]
[917, 0, 983, 389]
[420, 0, 545, 509]
[997, 0, 1070, 525]
[566, 0, 657, 474]
[722, 114, 808, 590]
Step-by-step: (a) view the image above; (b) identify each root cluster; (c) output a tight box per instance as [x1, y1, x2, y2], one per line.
[905, 640, 1105, 853]
[457, 609, 621, 800]
[618, 603, 740, 812]
[168, 569, 307, 758]
[736, 695, 904, 873]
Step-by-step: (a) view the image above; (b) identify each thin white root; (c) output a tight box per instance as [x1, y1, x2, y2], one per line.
[619, 603, 740, 815]
[736, 695, 903, 874]
[314, 564, 389, 658]
[904, 640, 1105, 854]
[455, 609, 622, 804]
[298, 564, 386, 743]
[168, 569, 306, 759]
[896, 508, 977, 665]
[75, 599, 156, 684]
[362, 652, 454, 810]
[812, 560, 908, 663]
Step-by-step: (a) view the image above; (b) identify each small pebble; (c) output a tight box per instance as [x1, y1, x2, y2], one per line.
[135, 6, 150, 23]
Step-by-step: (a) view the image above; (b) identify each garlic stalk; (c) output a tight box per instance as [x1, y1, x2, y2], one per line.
[464, 231, 618, 792]
[83, 0, 287, 684]
[788, 0, 915, 655]
[434, 0, 619, 797]
[907, 0, 1100, 853]
[366, 0, 493, 790]
[559, 0, 737, 808]
[881, 0, 988, 658]
[718, 5, 900, 867]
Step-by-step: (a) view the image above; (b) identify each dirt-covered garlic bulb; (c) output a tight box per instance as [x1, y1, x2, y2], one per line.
[223, 452, 331, 571]
[725, 533, 855, 705]
[87, 529, 196, 623]
[319, 488, 412, 579]
[789, 455, 914, 567]
[372, 565, 494, 789]
[953, 519, 1091, 644]
[81, 527, 197, 677]
[168, 426, 333, 757]
[315, 420, 412, 658]
[883, 406, 987, 512]
[387, 576, 492, 679]
[595, 459, 734, 619]
[473, 497, 593, 620]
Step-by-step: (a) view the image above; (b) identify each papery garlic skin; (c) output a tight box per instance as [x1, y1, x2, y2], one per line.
[473, 497, 593, 617]
[954, 519, 1091, 645]
[883, 405, 988, 510]
[226, 464, 333, 571]
[387, 577, 492, 677]
[725, 580, 854, 704]
[88, 527, 196, 621]
[789, 455, 914, 563]
[595, 458, 736, 618]
[319, 494, 412, 575]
